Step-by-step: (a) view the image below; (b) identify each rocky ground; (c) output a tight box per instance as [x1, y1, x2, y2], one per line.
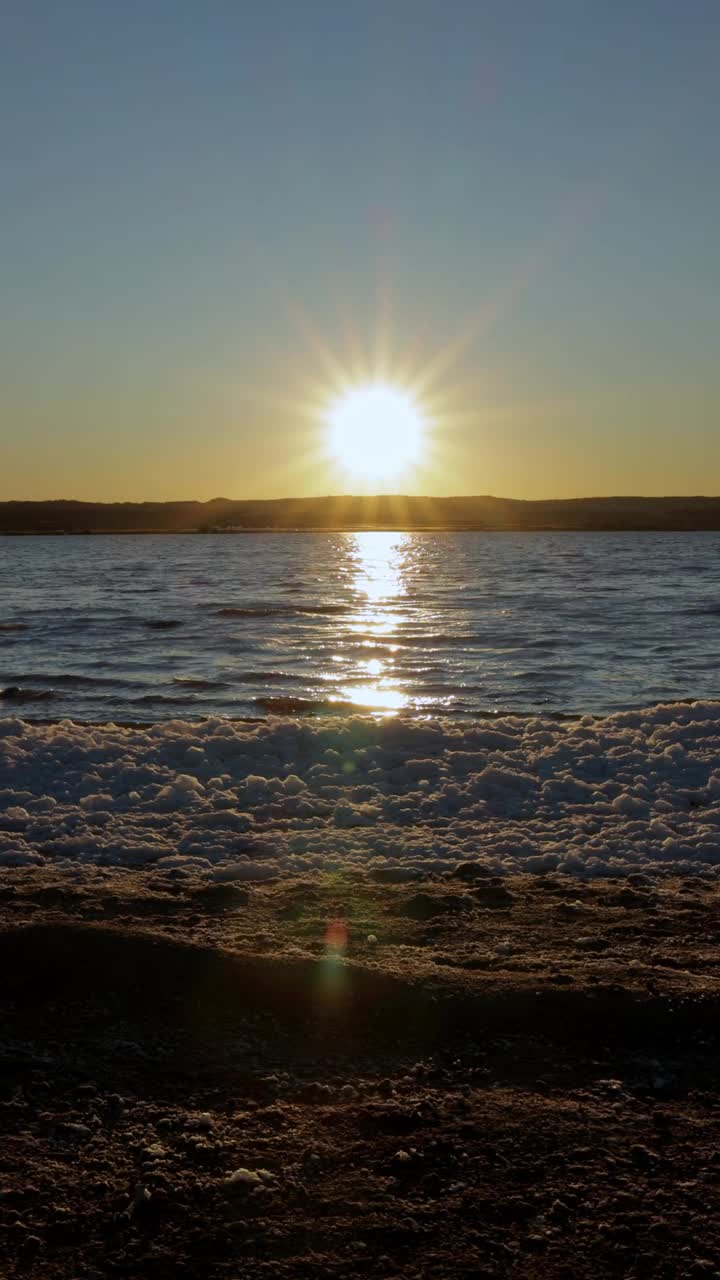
[2, 865, 720, 1278]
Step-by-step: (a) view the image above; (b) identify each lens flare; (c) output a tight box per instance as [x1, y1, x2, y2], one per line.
[325, 919, 349, 953]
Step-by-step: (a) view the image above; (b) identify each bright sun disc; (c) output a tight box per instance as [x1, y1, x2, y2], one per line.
[326, 384, 425, 476]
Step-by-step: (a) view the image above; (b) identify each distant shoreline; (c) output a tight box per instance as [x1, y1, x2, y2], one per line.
[3, 525, 720, 535]
[2, 494, 720, 534]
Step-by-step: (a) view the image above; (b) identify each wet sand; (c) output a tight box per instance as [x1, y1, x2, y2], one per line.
[2, 867, 720, 1278]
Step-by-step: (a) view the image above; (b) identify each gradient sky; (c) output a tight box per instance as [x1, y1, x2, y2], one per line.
[1, 0, 719, 501]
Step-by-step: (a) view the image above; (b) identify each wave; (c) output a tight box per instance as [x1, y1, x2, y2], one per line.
[0, 686, 55, 702]
[254, 695, 355, 714]
[341, 631, 533, 650]
[129, 693, 201, 705]
[216, 604, 350, 618]
[0, 672, 130, 688]
[143, 619, 184, 630]
[0, 622, 28, 632]
[253, 693, 469, 716]
[222, 670, 326, 686]
[171, 676, 228, 689]
[403, 681, 478, 694]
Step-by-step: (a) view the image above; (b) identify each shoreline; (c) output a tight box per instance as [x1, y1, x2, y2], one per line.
[4, 702, 720, 1275]
[4, 524, 720, 535]
[0, 709, 594, 728]
[6, 693, 720, 728]
[3, 701, 720, 880]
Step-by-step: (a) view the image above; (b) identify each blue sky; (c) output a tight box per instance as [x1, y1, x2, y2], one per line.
[1, 0, 718, 499]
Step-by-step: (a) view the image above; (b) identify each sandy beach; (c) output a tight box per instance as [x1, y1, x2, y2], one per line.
[2, 703, 720, 1276]
[2, 865, 720, 1278]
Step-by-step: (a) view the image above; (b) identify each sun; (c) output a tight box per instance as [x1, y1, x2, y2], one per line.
[326, 384, 425, 477]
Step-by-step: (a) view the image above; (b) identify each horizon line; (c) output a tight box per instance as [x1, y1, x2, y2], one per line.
[2, 492, 720, 506]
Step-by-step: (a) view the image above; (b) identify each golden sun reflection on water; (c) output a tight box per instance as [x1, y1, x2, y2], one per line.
[335, 531, 411, 714]
[338, 685, 407, 712]
[352, 530, 410, 603]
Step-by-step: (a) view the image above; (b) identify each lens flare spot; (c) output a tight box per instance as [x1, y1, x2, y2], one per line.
[325, 919, 348, 953]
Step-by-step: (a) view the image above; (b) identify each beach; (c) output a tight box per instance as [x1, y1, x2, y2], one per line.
[4, 0, 719, 1271]
[2, 859, 720, 1278]
[3, 703, 720, 1276]
[3, 522, 720, 1278]
[2, 703, 720, 879]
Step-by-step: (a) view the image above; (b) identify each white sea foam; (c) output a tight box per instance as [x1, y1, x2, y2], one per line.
[1, 704, 720, 878]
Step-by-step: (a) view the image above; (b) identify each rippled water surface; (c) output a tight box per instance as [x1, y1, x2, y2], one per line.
[0, 531, 718, 720]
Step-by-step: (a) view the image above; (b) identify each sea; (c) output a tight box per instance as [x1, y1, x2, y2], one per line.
[0, 530, 718, 722]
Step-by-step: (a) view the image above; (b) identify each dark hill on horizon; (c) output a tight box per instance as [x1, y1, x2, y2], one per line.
[2, 494, 720, 533]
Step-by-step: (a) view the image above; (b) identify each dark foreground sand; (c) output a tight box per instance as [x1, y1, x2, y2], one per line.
[2, 867, 720, 1278]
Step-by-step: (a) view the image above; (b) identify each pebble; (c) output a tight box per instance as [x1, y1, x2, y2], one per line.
[56, 1121, 93, 1141]
[141, 1143, 167, 1160]
[224, 1168, 263, 1189]
[304, 1081, 333, 1099]
[188, 1112, 213, 1131]
[105, 1095, 125, 1126]
[450, 862, 492, 882]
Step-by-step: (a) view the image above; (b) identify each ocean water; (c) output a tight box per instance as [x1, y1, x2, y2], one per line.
[0, 530, 718, 721]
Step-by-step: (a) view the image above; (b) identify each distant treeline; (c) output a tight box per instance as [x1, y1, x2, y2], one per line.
[2, 494, 720, 533]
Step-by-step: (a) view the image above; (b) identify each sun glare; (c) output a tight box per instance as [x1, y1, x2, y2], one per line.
[326, 384, 425, 477]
